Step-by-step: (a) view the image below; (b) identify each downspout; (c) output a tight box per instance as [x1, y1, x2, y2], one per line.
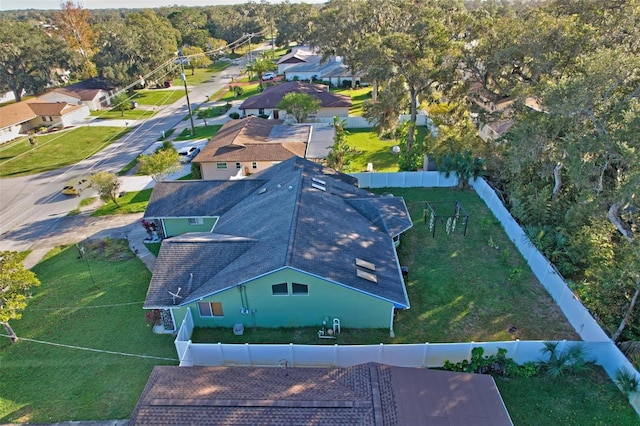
[389, 306, 395, 338]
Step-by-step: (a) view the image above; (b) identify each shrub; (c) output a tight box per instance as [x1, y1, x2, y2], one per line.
[615, 368, 640, 396]
[441, 347, 540, 378]
[229, 112, 240, 119]
[538, 342, 592, 377]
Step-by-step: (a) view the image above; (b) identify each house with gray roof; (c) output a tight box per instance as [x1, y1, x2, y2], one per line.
[239, 81, 351, 121]
[142, 156, 412, 335]
[129, 363, 513, 425]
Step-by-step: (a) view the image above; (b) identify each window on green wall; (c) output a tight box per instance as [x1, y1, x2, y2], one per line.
[198, 301, 224, 317]
[292, 283, 308, 295]
[271, 283, 288, 295]
[188, 217, 203, 225]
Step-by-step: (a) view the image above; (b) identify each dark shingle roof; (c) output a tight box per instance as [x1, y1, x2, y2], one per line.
[144, 180, 264, 218]
[143, 157, 412, 308]
[52, 77, 115, 101]
[129, 363, 513, 426]
[239, 81, 351, 110]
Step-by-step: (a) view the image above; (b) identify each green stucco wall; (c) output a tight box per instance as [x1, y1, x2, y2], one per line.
[162, 217, 217, 237]
[187, 268, 393, 330]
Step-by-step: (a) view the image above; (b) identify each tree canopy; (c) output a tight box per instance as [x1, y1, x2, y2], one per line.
[0, 19, 77, 101]
[0, 252, 40, 343]
[276, 92, 321, 123]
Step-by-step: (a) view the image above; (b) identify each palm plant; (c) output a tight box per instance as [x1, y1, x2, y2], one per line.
[246, 56, 276, 89]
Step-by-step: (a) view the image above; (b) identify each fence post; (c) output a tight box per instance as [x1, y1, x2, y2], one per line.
[218, 342, 224, 366]
[245, 342, 251, 366]
[379, 343, 384, 363]
[334, 344, 339, 367]
[290, 342, 295, 367]
[422, 342, 429, 367]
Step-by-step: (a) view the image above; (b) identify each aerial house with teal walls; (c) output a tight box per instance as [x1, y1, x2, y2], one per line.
[142, 157, 412, 336]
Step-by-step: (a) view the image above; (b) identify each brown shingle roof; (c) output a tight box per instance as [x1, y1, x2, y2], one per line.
[0, 99, 85, 128]
[129, 363, 513, 425]
[194, 116, 307, 164]
[0, 101, 37, 128]
[26, 100, 85, 116]
[239, 81, 352, 110]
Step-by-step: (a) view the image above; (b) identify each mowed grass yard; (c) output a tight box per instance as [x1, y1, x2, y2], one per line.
[0, 127, 130, 178]
[192, 187, 578, 344]
[0, 242, 177, 424]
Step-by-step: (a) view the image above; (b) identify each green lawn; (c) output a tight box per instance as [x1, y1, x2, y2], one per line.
[496, 368, 638, 425]
[183, 63, 231, 86]
[173, 124, 222, 141]
[346, 126, 430, 173]
[91, 188, 153, 217]
[0, 241, 177, 424]
[0, 127, 130, 178]
[218, 83, 262, 102]
[345, 128, 399, 173]
[132, 89, 185, 106]
[334, 87, 372, 116]
[90, 109, 156, 120]
[191, 187, 578, 344]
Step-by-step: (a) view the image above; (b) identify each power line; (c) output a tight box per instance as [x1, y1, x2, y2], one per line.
[0, 333, 178, 362]
[27, 301, 143, 311]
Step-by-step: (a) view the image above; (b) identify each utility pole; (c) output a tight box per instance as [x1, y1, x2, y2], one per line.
[271, 21, 275, 60]
[179, 54, 196, 135]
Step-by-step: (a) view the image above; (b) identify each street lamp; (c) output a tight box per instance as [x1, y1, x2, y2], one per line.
[179, 53, 196, 135]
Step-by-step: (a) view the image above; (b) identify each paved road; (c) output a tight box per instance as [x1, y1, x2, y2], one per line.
[0, 61, 246, 254]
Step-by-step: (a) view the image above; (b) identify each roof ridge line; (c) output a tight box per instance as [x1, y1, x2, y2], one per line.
[284, 164, 304, 266]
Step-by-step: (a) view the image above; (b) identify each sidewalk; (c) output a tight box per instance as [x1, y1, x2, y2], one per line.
[21, 209, 155, 272]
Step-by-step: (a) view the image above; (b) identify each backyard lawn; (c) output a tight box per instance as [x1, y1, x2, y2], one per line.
[0, 127, 130, 178]
[345, 126, 429, 173]
[0, 241, 177, 424]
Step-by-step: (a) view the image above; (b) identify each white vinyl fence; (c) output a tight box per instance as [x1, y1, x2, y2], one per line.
[173, 172, 640, 414]
[314, 113, 431, 129]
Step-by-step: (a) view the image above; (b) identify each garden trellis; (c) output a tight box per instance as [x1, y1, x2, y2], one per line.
[424, 201, 469, 237]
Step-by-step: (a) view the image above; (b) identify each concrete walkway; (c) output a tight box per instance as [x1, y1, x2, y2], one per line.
[22, 208, 155, 271]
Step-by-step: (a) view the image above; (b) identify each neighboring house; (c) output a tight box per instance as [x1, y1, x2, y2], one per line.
[276, 46, 318, 74]
[142, 156, 412, 335]
[239, 81, 351, 120]
[277, 46, 363, 87]
[129, 363, 513, 425]
[0, 99, 89, 144]
[38, 77, 116, 111]
[0, 102, 37, 144]
[192, 116, 335, 179]
[468, 82, 542, 141]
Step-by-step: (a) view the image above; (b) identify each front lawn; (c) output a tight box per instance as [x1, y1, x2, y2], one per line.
[91, 188, 153, 216]
[90, 109, 155, 120]
[0, 127, 130, 178]
[218, 83, 262, 102]
[184, 64, 231, 86]
[173, 124, 222, 141]
[132, 89, 185, 106]
[0, 241, 177, 423]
